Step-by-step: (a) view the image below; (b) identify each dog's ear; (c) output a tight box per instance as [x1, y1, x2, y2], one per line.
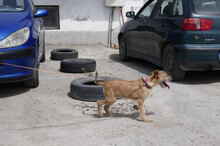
[150, 70, 160, 81]
[152, 70, 159, 77]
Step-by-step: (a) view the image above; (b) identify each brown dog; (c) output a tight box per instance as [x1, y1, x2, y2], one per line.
[95, 70, 172, 122]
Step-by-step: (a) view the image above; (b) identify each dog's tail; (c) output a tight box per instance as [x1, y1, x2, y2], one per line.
[94, 71, 99, 84]
[94, 71, 108, 86]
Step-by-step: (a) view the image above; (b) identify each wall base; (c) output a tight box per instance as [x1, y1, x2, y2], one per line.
[45, 30, 119, 46]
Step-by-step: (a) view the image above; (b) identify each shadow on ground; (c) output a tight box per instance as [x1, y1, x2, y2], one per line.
[110, 54, 220, 85]
[179, 70, 220, 84]
[92, 111, 154, 121]
[109, 54, 159, 75]
[0, 83, 29, 98]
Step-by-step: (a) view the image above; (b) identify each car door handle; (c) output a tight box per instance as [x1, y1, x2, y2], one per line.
[161, 22, 168, 27]
[142, 18, 149, 24]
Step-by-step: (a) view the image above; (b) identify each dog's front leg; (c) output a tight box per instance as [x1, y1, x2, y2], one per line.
[138, 99, 152, 122]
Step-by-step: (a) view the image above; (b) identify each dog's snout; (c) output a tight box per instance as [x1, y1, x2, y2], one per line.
[169, 76, 173, 81]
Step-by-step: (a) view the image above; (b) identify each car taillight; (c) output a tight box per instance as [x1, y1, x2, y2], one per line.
[200, 19, 213, 30]
[182, 18, 213, 31]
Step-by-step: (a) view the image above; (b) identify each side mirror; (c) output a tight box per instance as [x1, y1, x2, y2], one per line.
[126, 11, 135, 18]
[34, 9, 48, 18]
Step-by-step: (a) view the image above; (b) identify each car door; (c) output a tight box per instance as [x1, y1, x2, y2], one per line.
[144, 0, 184, 61]
[126, 0, 158, 56]
[144, 0, 176, 60]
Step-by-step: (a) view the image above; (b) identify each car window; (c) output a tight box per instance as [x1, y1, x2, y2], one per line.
[29, 0, 36, 13]
[192, 0, 220, 15]
[138, 0, 158, 18]
[154, 0, 175, 17]
[173, 0, 183, 16]
[0, 0, 25, 12]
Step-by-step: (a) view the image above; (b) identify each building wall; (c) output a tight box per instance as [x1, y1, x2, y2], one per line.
[34, 0, 146, 45]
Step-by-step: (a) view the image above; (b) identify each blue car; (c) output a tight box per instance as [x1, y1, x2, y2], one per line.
[0, 0, 48, 88]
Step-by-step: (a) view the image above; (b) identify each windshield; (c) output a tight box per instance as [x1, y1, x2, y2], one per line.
[192, 0, 220, 15]
[0, 0, 25, 12]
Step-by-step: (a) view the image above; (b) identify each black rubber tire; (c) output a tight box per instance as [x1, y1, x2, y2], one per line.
[40, 37, 46, 62]
[119, 36, 129, 61]
[70, 76, 119, 102]
[23, 63, 39, 88]
[60, 58, 96, 73]
[51, 48, 78, 60]
[24, 39, 40, 88]
[163, 44, 186, 80]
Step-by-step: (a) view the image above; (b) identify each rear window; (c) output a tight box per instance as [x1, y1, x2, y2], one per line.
[192, 0, 220, 15]
[0, 0, 25, 12]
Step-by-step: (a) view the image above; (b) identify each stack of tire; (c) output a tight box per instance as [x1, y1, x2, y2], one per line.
[50, 48, 96, 73]
[70, 76, 119, 102]
[51, 48, 116, 102]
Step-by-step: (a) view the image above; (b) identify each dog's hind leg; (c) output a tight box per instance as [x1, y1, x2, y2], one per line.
[97, 100, 105, 116]
[138, 99, 152, 122]
[97, 98, 116, 117]
[104, 97, 117, 117]
[104, 105, 111, 116]
[97, 86, 117, 117]
[97, 87, 109, 117]
[102, 87, 117, 117]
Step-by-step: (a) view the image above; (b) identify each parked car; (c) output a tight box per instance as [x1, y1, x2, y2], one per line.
[0, 0, 48, 87]
[118, 0, 220, 80]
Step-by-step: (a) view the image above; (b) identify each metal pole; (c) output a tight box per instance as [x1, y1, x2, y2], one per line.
[108, 7, 114, 48]
[120, 7, 124, 24]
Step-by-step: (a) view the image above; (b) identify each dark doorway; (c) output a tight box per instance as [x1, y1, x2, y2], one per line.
[36, 5, 60, 29]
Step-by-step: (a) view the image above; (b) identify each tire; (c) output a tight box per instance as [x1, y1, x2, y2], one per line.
[40, 39, 46, 62]
[23, 63, 39, 88]
[51, 48, 78, 61]
[60, 58, 96, 73]
[70, 76, 119, 102]
[119, 36, 129, 61]
[163, 44, 186, 80]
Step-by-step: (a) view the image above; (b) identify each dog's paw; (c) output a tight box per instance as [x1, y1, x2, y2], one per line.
[98, 112, 103, 117]
[108, 113, 115, 117]
[142, 118, 153, 123]
[144, 119, 153, 122]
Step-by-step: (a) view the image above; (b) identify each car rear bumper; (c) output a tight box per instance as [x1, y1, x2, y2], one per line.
[174, 44, 220, 71]
[0, 46, 36, 83]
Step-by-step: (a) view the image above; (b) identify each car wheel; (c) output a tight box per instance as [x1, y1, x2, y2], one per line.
[119, 36, 129, 61]
[40, 37, 46, 62]
[60, 58, 96, 73]
[23, 62, 39, 88]
[163, 44, 185, 80]
[70, 76, 119, 102]
[51, 48, 78, 61]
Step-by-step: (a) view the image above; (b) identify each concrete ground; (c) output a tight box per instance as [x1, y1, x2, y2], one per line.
[0, 45, 219, 146]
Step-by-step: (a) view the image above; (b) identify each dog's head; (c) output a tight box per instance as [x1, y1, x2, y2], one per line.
[150, 70, 172, 89]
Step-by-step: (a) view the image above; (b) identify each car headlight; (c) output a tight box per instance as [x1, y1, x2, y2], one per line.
[0, 27, 30, 49]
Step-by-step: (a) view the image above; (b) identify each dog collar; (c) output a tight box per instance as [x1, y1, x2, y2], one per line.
[142, 78, 152, 89]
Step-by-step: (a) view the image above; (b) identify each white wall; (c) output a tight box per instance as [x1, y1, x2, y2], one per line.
[34, 0, 146, 45]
